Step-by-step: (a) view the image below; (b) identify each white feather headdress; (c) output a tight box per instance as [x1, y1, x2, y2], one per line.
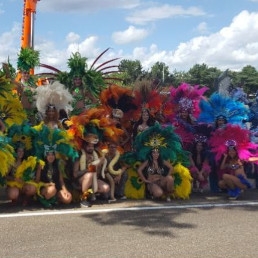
[35, 81, 73, 116]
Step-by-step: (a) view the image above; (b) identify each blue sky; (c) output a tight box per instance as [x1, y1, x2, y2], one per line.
[1, 0, 258, 74]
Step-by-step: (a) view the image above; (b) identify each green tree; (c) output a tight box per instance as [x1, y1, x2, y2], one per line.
[187, 64, 221, 94]
[233, 65, 258, 95]
[171, 70, 190, 86]
[150, 62, 170, 85]
[118, 59, 143, 86]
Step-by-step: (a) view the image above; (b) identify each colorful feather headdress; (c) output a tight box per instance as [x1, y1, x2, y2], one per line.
[32, 125, 78, 161]
[68, 107, 124, 149]
[0, 74, 14, 98]
[0, 132, 15, 179]
[7, 122, 33, 153]
[133, 123, 189, 165]
[35, 81, 73, 117]
[198, 92, 249, 126]
[100, 84, 137, 121]
[0, 93, 27, 129]
[169, 82, 208, 119]
[209, 124, 258, 162]
[58, 49, 121, 100]
[133, 79, 163, 120]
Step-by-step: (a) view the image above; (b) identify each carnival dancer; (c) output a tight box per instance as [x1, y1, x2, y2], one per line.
[198, 91, 251, 192]
[35, 81, 73, 129]
[35, 147, 72, 206]
[57, 50, 120, 115]
[166, 82, 208, 151]
[16, 47, 40, 125]
[32, 124, 78, 207]
[122, 123, 192, 200]
[6, 120, 39, 206]
[137, 148, 174, 202]
[100, 84, 138, 151]
[209, 124, 258, 199]
[72, 133, 109, 207]
[68, 107, 124, 207]
[189, 134, 211, 193]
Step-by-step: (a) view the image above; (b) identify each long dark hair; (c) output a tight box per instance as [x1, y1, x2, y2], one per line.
[191, 142, 207, 164]
[147, 150, 164, 167]
[132, 109, 156, 139]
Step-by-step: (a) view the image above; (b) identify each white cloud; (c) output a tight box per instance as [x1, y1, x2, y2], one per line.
[120, 10, 258, 72]
[0, 23, 20, 65]
[66, 32, 80, 43]
[165, 10, 258, 71]
[126, 4, 206, 25]
[196, 22, 209, 34]
[36, 35, 101, 72]
[112, 26, 149, 44]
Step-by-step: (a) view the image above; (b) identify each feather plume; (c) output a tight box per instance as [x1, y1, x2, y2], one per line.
[35, 81, 73, 116]
[209, 124, 258, 162]
[198, 92, 249, 125]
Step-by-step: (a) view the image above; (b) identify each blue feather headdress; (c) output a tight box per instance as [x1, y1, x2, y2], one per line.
[198, 93, 249, 126]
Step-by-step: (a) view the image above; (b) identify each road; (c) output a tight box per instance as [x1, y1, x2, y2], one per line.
[0, 188, 258, 258]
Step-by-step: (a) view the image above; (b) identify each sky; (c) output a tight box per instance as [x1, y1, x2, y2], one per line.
[1, 0, 258, 74]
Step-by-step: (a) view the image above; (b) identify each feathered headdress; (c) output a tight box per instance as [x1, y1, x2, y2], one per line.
[100, 84, 137, 123]
[168, 82, 208, 119]
[0, 133, 15, 181]
[198, 92, 249, 126]
[133, 123, 189, 165]
[133, 79, 163, 120]
[17, 47, 40, 71]
[0, 74, 14, 98]
[35, 81, 73, 117]
[58, 49, 121, 100]
[32, 125, 78, 161]
[0, 93, 27, 129]
[67, 107, 124, 150]
[7, 122, 33, 153]
[67, 52, 87, 78]
[209, 124, 258, 162]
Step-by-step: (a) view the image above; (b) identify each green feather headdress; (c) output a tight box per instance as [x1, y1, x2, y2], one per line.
[32, 125, 78, 161]
[133, 123, 189, 165]
[17, 47, 40, 71]
[68, 52, 87, 78]
[8, 122, 33, 153]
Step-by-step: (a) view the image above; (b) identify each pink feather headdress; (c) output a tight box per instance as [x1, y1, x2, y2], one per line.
[169, 82, 208, 119]
[209, 124, 258, 162]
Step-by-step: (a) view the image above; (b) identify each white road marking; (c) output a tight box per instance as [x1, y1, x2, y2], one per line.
[1, 201, 258, 218]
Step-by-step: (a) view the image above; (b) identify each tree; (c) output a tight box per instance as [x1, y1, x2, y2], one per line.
[187, 64, 221, 95]
[150, 62, 170, 85]
[118, 59, 143, 86]
[171, 70, 190, 86]
[233, 65, 258, 95]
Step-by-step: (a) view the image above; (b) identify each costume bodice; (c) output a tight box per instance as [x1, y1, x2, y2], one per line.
[147, 165, 164, 176]
[137, 124, 149, 134]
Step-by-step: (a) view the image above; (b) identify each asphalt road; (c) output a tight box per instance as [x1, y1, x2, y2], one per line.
[1, 188, 258, 258]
